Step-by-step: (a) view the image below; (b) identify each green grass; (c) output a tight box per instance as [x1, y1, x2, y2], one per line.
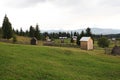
[0, 42, 120, 80]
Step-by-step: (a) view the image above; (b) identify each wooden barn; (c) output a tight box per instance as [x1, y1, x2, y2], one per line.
[31, 37, 37, 45]
[80, 37, 93, 50]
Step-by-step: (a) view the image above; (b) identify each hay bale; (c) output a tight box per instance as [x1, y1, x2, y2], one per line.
[111, 46, 120, 55]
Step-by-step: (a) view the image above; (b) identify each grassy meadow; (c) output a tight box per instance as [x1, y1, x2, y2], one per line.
[0, 42, 120, 80]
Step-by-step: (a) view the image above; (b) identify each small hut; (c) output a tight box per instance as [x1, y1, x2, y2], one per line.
[46, 36, 51, 42]
[72, 36, 77, 43]
[80, 37, 93, 50]
[59, 37, 67, 43]
[31, 37, 37, 45]
[111, 46, 120, 55]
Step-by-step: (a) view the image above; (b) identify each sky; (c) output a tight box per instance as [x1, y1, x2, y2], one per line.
[0, 0, 120, 31]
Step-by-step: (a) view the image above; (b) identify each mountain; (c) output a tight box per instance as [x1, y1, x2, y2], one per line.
[41, 28, 120, 34]
[76, 28, 120, 34]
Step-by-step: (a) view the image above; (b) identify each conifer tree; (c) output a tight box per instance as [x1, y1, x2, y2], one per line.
[34, 24, 41, 40]
[85, 27, 94, 43]
[2, 15, 13, 39]
[29, 26, 35, 37]
[76, 30, 85, 45]
[85, 27, 92, 37]
[0, 27, 2, 38]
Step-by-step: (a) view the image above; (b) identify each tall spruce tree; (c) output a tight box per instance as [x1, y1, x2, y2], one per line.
[34, 24, 41, 40]
[85, 27, 92, 37]
[76, 30, 85, 45]
[20, 28, 24, 36]
[29, 26, 35, 37]
[2, 15, 13, 39]
[85, 27, 94, 43]
[0, 27, 2, 38]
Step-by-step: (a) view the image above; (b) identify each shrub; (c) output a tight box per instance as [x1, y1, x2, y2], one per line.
[97, 37, 110, 48]
[13, 36, 17, 43]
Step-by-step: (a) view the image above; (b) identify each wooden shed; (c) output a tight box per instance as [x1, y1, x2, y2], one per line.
[31, 37, 37, 45]
[80, 37, 93, 50]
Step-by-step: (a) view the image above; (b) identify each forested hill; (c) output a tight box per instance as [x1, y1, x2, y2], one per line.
[42, 28, 120, 35]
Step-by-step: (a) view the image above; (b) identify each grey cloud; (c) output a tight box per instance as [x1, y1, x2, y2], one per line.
[6, 0, 47, 8]
[5, 0, 120, 15]
[100, 0, 120, 7]
[52, 0, 120, 15]
[51, 0, 83, 6]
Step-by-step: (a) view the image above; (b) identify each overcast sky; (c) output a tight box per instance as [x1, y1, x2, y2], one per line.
[0, 0, 120, 30]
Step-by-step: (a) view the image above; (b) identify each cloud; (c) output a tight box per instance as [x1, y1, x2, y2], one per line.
[50, 0, 120, 16]
[3, 0, 120, 16]
[100, 0, 120, 7]
[51, 0, 83, 6]
[5, 0, 46, 8]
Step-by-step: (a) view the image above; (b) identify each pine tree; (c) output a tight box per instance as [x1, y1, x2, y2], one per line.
[85, 27, 94, 43]
[70, 31, 73, 43]
[0, 27, 2, 39]
[25, 30, 29, 37]
[85, 27, 92, 37]
[81, 30, 85, 37]
[2, 15, 13, 39]
[34, 24, 41, 40]
[29, 26, 35, 37]
[76, 30, 85, 45]
[15, 29, 19, 35]
[20, 28, 24, 36]
[74, 32, 77, 36]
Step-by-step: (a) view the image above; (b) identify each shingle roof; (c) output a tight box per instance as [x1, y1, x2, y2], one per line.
[80, 37, 91, 41]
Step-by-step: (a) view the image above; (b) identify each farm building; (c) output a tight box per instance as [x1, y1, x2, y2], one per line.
[72, 36, 77, 43]
[59, 37, 67, 43]
[80, 37, 93, 50]
[31, 37, 37, 45]
[46, 36, 51, 42]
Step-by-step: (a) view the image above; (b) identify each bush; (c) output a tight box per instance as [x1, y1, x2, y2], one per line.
[13, 36, 17, 43]
[97, 37, 110, 48]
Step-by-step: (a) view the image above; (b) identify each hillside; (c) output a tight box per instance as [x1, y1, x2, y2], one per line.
[0, 42, 120, 80]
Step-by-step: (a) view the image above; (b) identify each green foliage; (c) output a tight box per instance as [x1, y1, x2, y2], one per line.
[85, 27, 94, 43]
[0, 27, 3, 39]
[34, 24, 41, 40]
[2, 15, 13, 39]
[97, 37, 110, 48]
[0, 43, 120, 80]
[85, 27, 92, 37]
[12, 35, 17, 43]
[19, 28, 25, 36]
[29, 25, 35, 37]
[29, 25, 41, 40]
[76, 30, 85, 45]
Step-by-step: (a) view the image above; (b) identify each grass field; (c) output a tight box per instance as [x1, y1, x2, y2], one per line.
[0, 42, 120, 80]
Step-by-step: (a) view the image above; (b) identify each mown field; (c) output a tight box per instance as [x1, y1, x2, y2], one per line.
[0, 42, 120, 80]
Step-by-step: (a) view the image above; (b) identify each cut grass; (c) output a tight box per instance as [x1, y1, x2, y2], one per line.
[0, 42, 120, 80]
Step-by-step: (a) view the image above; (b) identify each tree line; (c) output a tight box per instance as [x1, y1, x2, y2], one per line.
[0, 15, 114, 47]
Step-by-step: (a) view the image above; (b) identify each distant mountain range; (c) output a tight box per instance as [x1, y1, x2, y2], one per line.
[41, 28, 120, 35]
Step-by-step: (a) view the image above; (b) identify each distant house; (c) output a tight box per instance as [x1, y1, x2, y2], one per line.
[46, 36, 51, 42]
[72, 36, 77, 43]
[31, 37, 37, 45]
[112, 38, 116, 41]
[80, 37, 93, 50]
[59, 37, 67, 43]
[59, 37, 67, 39]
